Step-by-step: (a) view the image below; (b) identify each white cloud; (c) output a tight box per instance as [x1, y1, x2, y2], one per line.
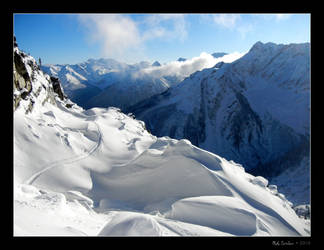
[142, 14, 188, 42]
[200, 14, 253, 38]
[212, 14, 241, 29]
[135, 51, 245, 79]
[78, 14, 142, 60]
[77, 14, 189, 62]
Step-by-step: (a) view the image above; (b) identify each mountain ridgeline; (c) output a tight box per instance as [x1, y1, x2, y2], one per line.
[41, 59, 178, 111]
[126, 42, 310, 203]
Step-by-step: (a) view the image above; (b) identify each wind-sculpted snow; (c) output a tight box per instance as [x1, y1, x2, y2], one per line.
[14, 42, 310, 236]
[14, 102, 310, 236]
[14, 103, 310, 236]
[98, 212, 168, 236]
[167, 196, 258, 235]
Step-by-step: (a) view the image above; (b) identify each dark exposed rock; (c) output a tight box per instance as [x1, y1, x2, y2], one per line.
[13, 40, 76, 113]
[65, 103, 74, 108]
[20, 90, 30, 100]
[14, 36, 18, 47]
[13, 48, 33, 110]
[50, 76, 65, 101]
[14, 51, 31, 86]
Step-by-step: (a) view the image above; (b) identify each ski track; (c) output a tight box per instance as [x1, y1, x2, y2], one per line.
[24, 119, 102, 185]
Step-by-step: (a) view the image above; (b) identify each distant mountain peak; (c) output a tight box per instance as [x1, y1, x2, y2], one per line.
[152, 61, 161, 67]
[249, 41, 285, 53]
[177, 57, 186, 62]
[211, 52, 228, 58]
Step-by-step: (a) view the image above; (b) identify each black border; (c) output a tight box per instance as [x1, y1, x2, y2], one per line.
[7, 5, 317, 248]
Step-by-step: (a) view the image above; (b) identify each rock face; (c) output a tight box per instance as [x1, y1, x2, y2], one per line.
[13, 41, 73, 114]
[127, 42, 310, 204]
[50, 76, 66, 101]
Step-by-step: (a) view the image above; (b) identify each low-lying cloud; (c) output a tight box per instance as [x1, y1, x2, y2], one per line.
[135, 51, 245, 80]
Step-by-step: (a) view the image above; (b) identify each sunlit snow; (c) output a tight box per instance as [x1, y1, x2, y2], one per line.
[13, 45, 310, 237]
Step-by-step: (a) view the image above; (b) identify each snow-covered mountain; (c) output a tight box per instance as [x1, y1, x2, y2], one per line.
[127, 41, 310, 205]
[41, 58, 177, 110]
[84, 72, 171, 110]
[212, 52, 228, 58]
[41, 51, 239, 111]
[14, 41, 310, 236]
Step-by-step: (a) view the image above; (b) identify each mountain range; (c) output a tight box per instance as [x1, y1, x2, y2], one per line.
[41, 52, 233, 110]
[127, 42, 310, 205]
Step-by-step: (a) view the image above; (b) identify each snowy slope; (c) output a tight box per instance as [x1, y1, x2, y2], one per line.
[128, 41, 310, 205]
[84, 73, 171, 110]
[14, 44, 310, 236]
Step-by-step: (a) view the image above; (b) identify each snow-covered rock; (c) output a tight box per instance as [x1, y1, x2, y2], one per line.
[293, 204, 310, 219]
[13, 45, 75, 114]
[251, 176, 268, 188]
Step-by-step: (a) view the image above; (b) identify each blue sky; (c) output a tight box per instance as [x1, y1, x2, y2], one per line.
[13, 13, 310, 65]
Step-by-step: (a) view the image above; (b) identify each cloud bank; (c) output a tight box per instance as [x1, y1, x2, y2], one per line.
[134, 51, 245, 79]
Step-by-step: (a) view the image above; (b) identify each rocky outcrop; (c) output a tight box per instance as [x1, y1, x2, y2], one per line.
[14, 36, 18, 48]
[13, 39, 73, 114]
[13, 49, 33, 111]
[50, 76, 66, 101]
